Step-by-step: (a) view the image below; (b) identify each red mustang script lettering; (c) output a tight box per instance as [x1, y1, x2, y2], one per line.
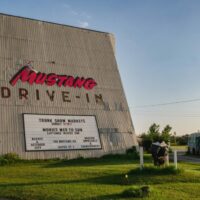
[10, 66, 97, 90]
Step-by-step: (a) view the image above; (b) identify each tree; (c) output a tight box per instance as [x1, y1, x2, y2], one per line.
[140, 132, 152, 152]
[176, 134, 189, 145]
[140, 123, 172, 151]
[140, 123, 160, 151]
[148, 123, 160, 142]
[161, 125, 172, 143]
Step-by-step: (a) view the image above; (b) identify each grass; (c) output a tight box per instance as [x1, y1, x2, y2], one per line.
[0, 154, 200, 200]
[170, 145, 187, 151]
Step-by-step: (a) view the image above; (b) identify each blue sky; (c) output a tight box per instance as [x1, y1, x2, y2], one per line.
[1, 0, 200, 135]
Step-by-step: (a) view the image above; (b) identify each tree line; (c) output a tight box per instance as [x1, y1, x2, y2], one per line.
[139, 123, 188, 151]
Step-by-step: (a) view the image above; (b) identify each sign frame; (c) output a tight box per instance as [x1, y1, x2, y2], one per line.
[22, 113, 102, 152]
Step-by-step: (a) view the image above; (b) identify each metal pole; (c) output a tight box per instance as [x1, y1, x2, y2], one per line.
[174, 150, 177, 169]
[140, 146, 144, 170]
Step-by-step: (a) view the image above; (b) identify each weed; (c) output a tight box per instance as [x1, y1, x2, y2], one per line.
[121, 186, 150, 198]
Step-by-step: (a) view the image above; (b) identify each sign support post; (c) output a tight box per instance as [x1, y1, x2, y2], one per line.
[139, 146, 144, 170]
[174, 150, 177, 169]
[166, 154, 169, 166]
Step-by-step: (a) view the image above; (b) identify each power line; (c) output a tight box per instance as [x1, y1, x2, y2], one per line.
[133, 98, 200, 108]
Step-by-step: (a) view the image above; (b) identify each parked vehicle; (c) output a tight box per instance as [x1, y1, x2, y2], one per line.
[188, 132, 200, 155]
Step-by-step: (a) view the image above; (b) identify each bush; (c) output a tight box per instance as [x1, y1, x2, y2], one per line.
[0, 157, 9, 165]
[168, 147, 173, 153]
[141, 138, 152, 152]
[121, 186, 150, 198]
[126, 146, 137, 154]
[101, 148, 139, 160]
[0, 153, 20, 165]
[126, 146, 139, 159]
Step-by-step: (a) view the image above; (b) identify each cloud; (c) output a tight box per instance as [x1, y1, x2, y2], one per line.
[70, 10, 78, 16]
[63, 4, 70, 9]
[78, 21, 89, 28]
[62, 3, 91, 28]
[80, 12, 91, 19]
[63, 3, 88, 18]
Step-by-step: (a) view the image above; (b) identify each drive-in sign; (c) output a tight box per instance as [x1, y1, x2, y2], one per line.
[10, 65, 97, 90]
[23, 114, 102, 151]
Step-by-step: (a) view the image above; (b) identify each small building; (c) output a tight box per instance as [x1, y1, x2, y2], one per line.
[0, 13, 138, 159]
[188, 132, 200, 154]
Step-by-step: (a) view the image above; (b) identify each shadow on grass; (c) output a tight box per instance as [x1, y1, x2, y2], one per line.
[43, 158, 134, 168]
[2, 158, 137, 169]
[0, 173, 125, 188]
[1, 168, 200, 189]
[0, 179, 84, 188]
[41, 159, 131, 168]
[42, 154, 152, 168]
[83, 193, 121, 200]
[87, 172, 197, 186]
[129, 166, 182, 176]
[0, 154, 153, 168]
[193, 167, 200, 172]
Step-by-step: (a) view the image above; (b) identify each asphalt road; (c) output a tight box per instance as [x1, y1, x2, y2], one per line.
[170, 151, 200, 163]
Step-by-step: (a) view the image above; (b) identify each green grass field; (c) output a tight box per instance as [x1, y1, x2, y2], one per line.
[0, 155, 200, 200]
[170, 145, 187, 151]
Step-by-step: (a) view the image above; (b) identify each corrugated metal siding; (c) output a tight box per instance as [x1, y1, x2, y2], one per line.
[0, 14, 138, 159]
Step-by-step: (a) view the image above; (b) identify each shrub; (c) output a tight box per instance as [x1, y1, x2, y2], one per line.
[168, 147, 173, 153]
[101, 151, 139, 160]
[3, 153, 20, 161]
[126, 146, 139, 159]
[126, 146, 137, 154]
[0, 157, 9, 165]
[0, 153, 20, 165]
[101, 154, 122, 159]
[121, 186, 150, 198]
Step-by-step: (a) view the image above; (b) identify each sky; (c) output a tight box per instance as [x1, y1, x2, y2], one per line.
[1, 0, 200, 135]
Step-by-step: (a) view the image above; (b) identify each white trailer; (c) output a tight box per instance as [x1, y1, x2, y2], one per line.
[188, 132, 200, 155]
